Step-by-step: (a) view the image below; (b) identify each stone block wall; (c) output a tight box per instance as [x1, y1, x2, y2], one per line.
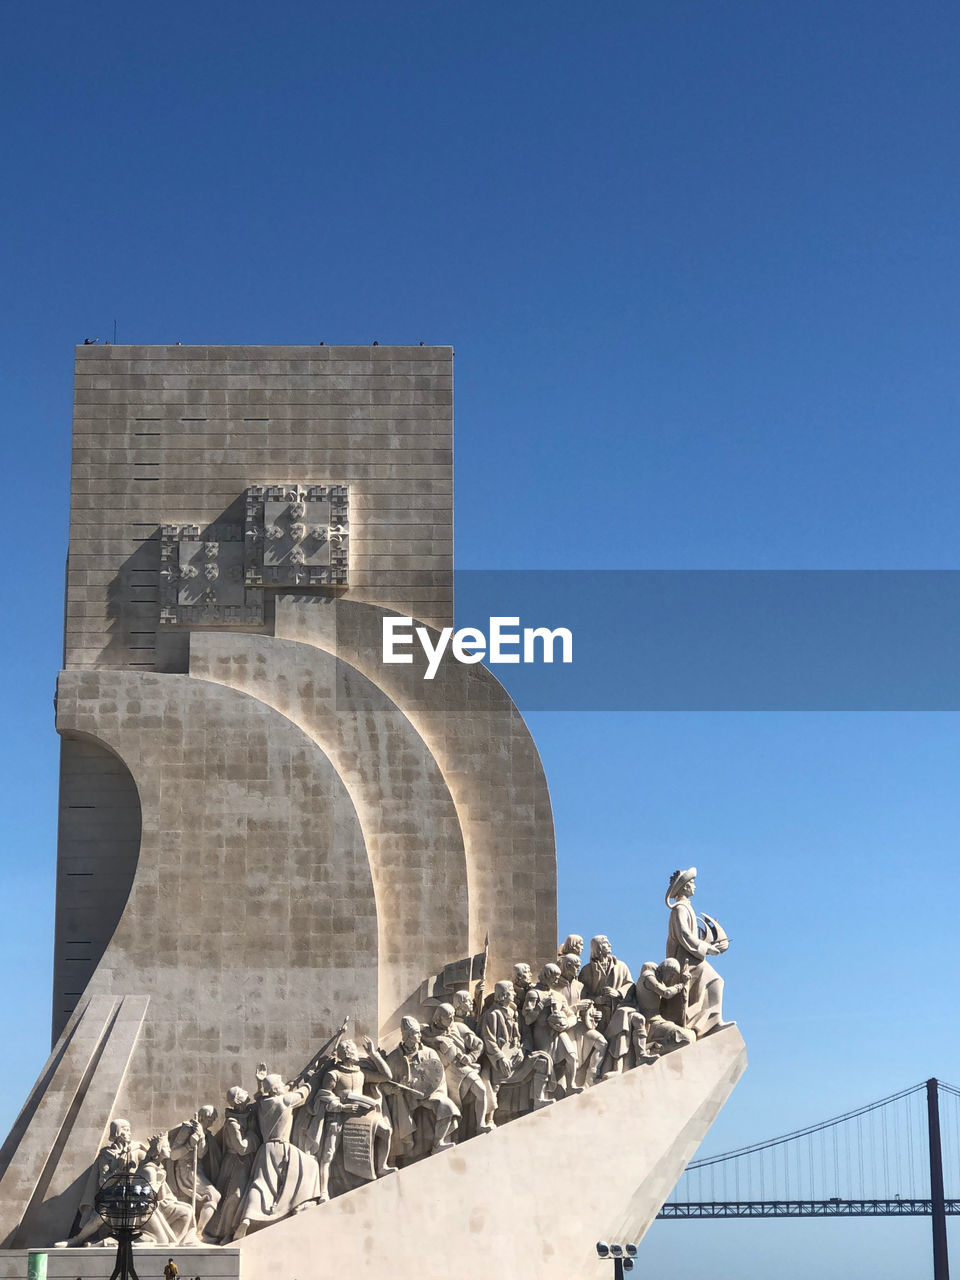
[66, 344, 453, 671]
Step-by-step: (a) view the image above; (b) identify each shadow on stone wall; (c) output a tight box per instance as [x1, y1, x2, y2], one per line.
[52, 738, 142, 1043]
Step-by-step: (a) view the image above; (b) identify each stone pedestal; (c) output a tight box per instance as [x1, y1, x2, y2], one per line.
[0, 1247, 240, 1280]
[238, 1027, 747, 1280]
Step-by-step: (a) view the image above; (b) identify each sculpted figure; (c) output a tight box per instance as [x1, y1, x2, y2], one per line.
[573, 1003, 608, 1088]
[558, 952, 585, 1006]
[604, 960, 690, 1075]
[383, 1016, 459, 1164]
[512, 963, 533, 1009]
[233, 1071, 321, 1239]
[315, 1036, 395, 1202]
[578, 936, 633, 1034]
[512, 963, 535, 1047]
[166, 1106, 220, 1241]
[665, 867, 731, 1038]
[137, 1133, 195, 1245]
[636, 959, 697, 1055]
[208, 1088, 260, 1245]
[558, 934, 584, 964]
[59, 1118, 145, 1246]
[522, 963, 581, 1098]
[424, 1003, 495, 1139]
[479, 981, 552, 1115]
[451, 988, 479, 1034]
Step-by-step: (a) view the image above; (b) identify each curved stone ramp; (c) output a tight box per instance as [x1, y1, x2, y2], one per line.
[275, 595, 558, 984]
[189, 631, 471, 1034]
[239, 1027, 747, 1280]
[55, 669, 376, 1132]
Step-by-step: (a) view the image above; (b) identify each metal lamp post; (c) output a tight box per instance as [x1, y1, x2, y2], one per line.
[94, 1171, 158, 1280]
[597, 1241, 639, 1277]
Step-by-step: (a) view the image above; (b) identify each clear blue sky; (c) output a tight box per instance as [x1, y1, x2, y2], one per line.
[3, 2, 960, 1274]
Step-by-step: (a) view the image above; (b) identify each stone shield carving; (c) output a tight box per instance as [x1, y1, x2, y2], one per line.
[406, 1055, 444, 1099]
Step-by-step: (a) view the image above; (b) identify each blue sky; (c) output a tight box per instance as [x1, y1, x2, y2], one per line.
[3, 2, 960, 1273]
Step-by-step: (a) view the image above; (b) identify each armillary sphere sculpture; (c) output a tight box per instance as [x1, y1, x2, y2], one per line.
[94, 1171, 158, 1280]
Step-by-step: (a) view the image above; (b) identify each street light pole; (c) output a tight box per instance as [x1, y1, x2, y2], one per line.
[108, 1228, 139, 1280]
[94, 1172, 158, 1280]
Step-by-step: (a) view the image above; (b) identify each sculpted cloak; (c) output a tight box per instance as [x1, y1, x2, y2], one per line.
[239, 1087, 321, 1225]
[208, 1106, 260, 1243]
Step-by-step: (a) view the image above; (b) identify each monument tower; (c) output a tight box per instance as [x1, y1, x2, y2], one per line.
[0, 345, 745, 1280]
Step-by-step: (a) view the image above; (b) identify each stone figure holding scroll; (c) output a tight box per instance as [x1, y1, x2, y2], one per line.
[665, 867, 731, 1038]
[315, 1036, 395, 1202]
[233, 1072, 321, 1238]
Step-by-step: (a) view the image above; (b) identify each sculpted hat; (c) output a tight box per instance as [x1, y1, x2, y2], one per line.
[665, 867, 697, 906]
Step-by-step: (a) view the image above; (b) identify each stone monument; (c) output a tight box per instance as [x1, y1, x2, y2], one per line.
[0, 346, 745, 1280]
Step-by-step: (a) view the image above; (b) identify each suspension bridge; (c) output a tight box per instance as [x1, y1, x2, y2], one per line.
[658, 1078, 960, 1278]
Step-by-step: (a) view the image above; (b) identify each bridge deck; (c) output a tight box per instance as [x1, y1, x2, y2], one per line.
[659, 1199, 960, 1219]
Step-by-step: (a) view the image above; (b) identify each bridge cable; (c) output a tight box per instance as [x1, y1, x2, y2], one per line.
[686, 1081, 927, 1170]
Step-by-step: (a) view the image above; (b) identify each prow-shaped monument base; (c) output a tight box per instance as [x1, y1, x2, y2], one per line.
[239, 1026, 746, 1280]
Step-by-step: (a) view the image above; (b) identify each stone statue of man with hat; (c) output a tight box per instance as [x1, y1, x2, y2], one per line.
[665, 867, 731, 1038]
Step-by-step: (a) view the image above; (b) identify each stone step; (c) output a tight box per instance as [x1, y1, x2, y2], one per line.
[0, 1247, 239, 1280]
